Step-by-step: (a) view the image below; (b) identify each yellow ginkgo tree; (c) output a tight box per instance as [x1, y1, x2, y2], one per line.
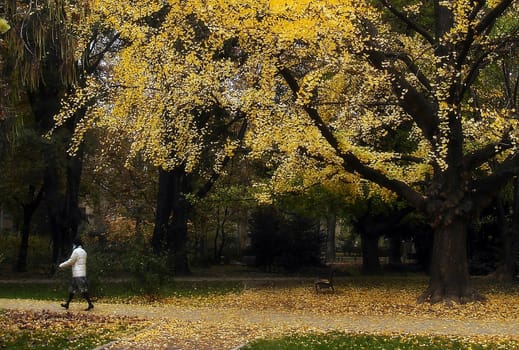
[258, 0, 519, 303]
[214, 0, 519, 303]
[63, 0, 518, 303]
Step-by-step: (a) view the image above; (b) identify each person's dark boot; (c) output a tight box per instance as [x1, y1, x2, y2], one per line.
[83, 292, 94, 311]
[61, 293, 73, 309]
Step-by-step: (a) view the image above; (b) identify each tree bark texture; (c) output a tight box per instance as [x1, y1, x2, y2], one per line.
[170, 168, 192, 275]
[419, 216, 485, 304]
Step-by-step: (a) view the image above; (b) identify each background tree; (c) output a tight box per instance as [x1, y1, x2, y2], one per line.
[1, 0, 121, 268]
[249, 0, 518, 303]
[0, 123, 45, 271]
[249, 205, 321, 272]
[63, 1, 253, 274]
[79, 135, 158, 243]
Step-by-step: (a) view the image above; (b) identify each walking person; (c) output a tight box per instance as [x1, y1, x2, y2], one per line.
[59, 237, 94, 311]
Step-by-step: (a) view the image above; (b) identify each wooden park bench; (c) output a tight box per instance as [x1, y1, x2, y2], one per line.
[314, 266, 334, 293]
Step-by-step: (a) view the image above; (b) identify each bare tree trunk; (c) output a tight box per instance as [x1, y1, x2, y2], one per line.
[217, 207, 229, 263]
[169, 201, 190, 275]
[15, 185, 44, 272]
[166, 169, 191, 275]
[326, 214, 336, 263]
[213, 207, 221, 263]
[152, 169, 173, 254]
[419, 216, 485, 304]
[360, 229, 381, 274]
[493, 177, 519, 280]
[43, 149, 68, 269]
[388, 233, 402, 266]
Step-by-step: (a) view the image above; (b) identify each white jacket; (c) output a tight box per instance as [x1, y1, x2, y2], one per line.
[59, 246, 87, 277]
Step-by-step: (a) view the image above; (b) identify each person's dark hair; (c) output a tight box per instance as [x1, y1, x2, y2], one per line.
[73, 237, 83, 247]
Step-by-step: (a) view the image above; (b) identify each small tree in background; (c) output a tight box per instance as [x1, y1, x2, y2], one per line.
[248, 205, 321, 272]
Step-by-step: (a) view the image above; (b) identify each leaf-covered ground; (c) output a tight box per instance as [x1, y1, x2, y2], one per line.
[2, 276, 519, 349]
[0, 309, 151, 350]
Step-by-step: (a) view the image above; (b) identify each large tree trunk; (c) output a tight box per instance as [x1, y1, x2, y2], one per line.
[63, 130, 85, 241]
[28, 79, 69, 268]
[161, 168, 191, 275]
[42, 145, 68, 268]
[152, 169, 173, 254]
[168, 195, 191, 275]
[15, 186, 44, 272]
[419, 216, 485, 304]
[326, 214, 336, 263]
[360, 229, 381, 274]
[46, 138, 83, 268]
[152, 168, 192, 275]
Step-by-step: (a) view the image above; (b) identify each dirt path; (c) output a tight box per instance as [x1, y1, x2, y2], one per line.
[2, 298, 519, 349]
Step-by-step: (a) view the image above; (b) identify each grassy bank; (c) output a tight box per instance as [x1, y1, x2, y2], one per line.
[242, 333, 519, 350]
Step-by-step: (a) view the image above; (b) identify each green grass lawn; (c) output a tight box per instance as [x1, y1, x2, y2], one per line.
[0, 279, 242, 301]
[242, 333, 519, 350]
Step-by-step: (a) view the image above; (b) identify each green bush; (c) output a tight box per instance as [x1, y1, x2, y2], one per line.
[84, 237, 171, 298]
[126, 249, 171, 297]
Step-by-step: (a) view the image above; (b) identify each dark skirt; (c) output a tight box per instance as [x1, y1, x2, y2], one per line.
[70, 277, 89, 294]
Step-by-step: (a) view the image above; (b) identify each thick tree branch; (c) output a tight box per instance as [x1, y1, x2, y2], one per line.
[280, 67, 426, 210]
[377, 0, 435, 45]
[471, 153, 519, 200]
[196, 114, 247, 199]
[85, 32, 121, 75]
[364, 49, 439, 143]
[469, 0, 486, 22]
[460, 49, 490, 98]
[457, 0, 492, 67]
[461, 138, 514, 172]
[461, 32, 519, 98]
[474, 0, 514, 36]
[388, 52, 432, 92]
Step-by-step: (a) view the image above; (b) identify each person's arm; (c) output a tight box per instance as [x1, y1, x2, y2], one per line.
[59, 250, 78, 268]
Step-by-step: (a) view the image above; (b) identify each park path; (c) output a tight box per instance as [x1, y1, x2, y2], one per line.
[2, 298, 519, 349]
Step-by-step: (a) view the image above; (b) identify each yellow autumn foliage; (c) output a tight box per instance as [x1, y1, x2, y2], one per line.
[56, 0, 517, 209]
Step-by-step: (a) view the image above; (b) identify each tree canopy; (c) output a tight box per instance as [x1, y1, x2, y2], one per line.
[53, 0, 519, 302]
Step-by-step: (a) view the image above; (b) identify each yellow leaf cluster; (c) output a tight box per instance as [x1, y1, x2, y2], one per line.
[56, 0, 516, 205]
[74, 0, 378, 176]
